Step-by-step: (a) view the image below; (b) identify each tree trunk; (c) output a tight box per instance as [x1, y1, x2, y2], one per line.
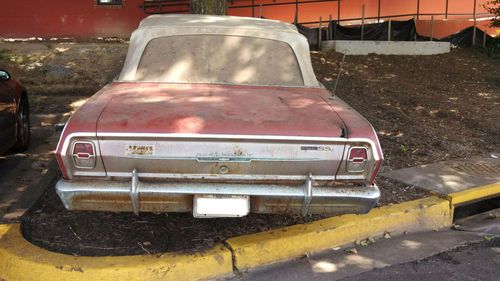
[190, 0, 227, 15]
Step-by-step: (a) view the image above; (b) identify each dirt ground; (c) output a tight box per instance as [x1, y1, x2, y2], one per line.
[1, 42, 498, 255]
[0, 42, 127, 114]
[311, 47, 500, 205]
[22, 187, 312, 256]
[311, 48, 500, 171]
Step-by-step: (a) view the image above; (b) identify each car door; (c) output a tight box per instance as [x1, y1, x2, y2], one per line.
[0, 69, 17, 153]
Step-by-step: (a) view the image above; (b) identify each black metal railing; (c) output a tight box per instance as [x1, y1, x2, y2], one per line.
[140, 0, 341, 15]
[141, 0, 190, 14]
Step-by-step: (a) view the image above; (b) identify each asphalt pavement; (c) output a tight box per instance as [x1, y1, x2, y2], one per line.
[228, 209, 500, 281]
[0, 115, 62, 222]
[341, 237, 499, 281]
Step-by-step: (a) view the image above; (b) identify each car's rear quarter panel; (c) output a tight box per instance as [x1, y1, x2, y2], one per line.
[56, 84, 116, 179]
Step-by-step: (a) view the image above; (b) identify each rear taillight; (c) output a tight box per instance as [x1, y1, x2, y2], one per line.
[347, 147, 368, 172]
[72, 141, 96, 168]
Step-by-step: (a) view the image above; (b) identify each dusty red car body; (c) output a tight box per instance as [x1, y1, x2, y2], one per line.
[58, 82, 382, 181]
[55, 15, 383, 218]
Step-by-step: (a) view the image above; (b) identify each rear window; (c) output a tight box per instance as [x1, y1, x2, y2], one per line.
[135, 35, 304, 87]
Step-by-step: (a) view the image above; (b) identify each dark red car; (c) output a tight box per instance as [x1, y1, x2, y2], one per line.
[0, 68, 30, 154]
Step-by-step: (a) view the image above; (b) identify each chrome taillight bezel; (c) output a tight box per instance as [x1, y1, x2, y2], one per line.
[72, 141, 96, 169]
[346, 146, 368, 172]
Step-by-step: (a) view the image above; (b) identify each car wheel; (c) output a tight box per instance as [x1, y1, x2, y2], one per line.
[14, 96, 30, 151]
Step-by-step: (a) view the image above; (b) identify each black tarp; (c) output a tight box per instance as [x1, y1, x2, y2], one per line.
[296, 24, 319, 48]
[440, 26, 489, 46]
[297, 20, 497, 49]
[332, 19, 417, 41]
[297, 20, 417, 48]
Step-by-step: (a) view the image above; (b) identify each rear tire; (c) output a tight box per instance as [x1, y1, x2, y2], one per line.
[14, 96, 30, 151]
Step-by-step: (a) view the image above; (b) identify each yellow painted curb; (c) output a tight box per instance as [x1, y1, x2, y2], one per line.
[0, 224, 233, 281]
[227, 196, 452, 270]
[448, 182, 500, 206]
[1, 192, 477, 279]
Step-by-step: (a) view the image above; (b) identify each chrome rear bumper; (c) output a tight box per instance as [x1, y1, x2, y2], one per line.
[56, 173, 380, 217]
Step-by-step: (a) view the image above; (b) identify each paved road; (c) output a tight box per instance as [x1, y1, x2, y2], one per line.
[341, 237, 499, 281]
[0, 126, 52, 175]
[0, 115, 61, 222]
[229, 211, 500, 281]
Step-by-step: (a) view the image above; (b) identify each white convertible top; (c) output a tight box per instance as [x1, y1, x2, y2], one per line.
[138, 14, 298, 33]
[118, 15, 319, 87]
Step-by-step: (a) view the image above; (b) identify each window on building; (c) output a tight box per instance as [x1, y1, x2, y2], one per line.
[97, 0, 123, 5]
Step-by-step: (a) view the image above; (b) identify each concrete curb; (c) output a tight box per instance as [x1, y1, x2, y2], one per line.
[0, 224, 233, 281]
[447, 182, 500, 206]
[0, 182, 497, 280]
[227, 196, 452, 270]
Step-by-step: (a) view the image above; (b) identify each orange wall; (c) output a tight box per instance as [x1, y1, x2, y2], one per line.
[239, 0, 490, 23]
[417, 19, 498, 39]
[0, 0, 495, 38]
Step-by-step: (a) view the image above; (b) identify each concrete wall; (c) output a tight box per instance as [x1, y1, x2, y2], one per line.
[322, 40, 451, 55]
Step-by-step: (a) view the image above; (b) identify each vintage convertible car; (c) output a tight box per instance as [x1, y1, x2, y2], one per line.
[55, 15, 383, 218]
[0, 68, 30, 155]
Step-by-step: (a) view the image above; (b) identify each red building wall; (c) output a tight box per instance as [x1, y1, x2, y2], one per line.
[0, 0, 494, 39]
[0, 0, 146, 38]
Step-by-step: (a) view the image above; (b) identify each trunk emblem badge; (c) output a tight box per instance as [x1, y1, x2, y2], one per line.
[219, 166, 229, 174]
[301, 145, 333, 151]
[126, 145, 155, 156]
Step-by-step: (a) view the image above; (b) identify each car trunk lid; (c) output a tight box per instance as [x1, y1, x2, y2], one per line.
[96, 83, 347, 179]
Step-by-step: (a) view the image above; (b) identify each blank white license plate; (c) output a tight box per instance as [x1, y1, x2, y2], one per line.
[193, 195, 250, 218]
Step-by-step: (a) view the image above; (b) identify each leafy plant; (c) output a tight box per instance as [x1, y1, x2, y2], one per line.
[477, 1, 499, 57]
[483, 0, 500, 27]
[399, 144, 409, 154]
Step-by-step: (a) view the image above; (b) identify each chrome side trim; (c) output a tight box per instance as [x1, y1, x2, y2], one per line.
[302, 173, 313, 216]
[107, 172, 337, 181]
[125, 155, 324, 162]
[95, 133, 380, 162]
[97, 132, 346, 142]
